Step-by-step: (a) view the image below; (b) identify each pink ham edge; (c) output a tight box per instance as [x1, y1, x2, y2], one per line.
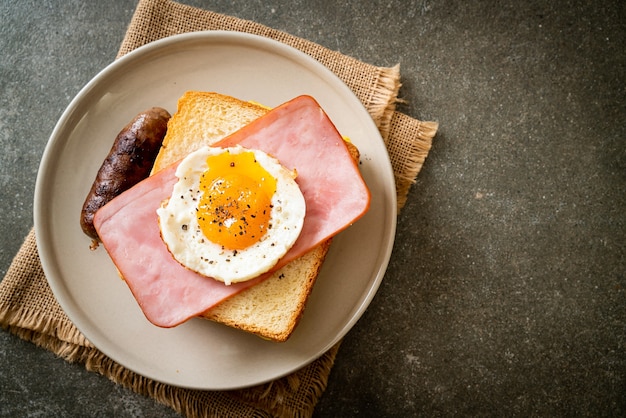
[93, 95, 371, 327]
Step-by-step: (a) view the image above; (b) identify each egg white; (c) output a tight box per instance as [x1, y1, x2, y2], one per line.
[157, 145, 306, 285]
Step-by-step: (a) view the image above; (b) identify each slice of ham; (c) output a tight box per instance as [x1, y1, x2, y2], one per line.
[93, 95, 370, 327]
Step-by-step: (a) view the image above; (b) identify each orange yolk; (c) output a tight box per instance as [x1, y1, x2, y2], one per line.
[197, 150, 277, 250]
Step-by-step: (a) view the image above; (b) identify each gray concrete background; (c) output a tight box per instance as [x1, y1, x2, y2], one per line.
[1, 1, 624, 416]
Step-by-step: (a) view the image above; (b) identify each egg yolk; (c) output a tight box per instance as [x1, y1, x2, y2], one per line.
[197, 150, 277, 250]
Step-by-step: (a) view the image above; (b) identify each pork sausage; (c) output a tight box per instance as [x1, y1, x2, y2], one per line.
[80, 107, 171, 241]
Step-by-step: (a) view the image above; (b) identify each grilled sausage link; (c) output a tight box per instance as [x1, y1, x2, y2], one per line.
[80, 107, 171, 241]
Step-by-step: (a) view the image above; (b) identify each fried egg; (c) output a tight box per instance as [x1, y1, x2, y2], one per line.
[157, 145, 306, 285]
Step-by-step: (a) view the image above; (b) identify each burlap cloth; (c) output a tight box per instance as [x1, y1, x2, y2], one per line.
[0, 0, 437, 416]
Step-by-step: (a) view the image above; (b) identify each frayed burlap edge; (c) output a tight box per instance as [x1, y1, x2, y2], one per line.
[1, 302, 341, 418]
[0, 228, 93, 349]
[0, 307, 92, 355]
[387, 113, 438, 209]
[368, 64, 401, 142]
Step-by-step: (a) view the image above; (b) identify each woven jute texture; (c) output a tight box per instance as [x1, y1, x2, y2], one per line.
[0, 1, 438, 417]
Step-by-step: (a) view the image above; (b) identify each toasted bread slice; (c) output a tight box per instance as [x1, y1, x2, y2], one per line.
[203, 240, 332, 341]
[152, 91, 358, 342]
[151, 91, 269, 173]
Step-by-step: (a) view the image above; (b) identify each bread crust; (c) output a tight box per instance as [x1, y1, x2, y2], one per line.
[201, 240, 332, 342]
[151, 91, 268, 173]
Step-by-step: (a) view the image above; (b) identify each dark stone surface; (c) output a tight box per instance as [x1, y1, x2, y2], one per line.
[1, 1, 624, 416]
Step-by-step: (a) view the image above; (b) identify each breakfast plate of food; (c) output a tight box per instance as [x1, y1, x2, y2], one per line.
[34, 31, 397, 390]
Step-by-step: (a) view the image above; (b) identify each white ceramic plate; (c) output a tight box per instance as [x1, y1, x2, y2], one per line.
[34, 31, 397, 390]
